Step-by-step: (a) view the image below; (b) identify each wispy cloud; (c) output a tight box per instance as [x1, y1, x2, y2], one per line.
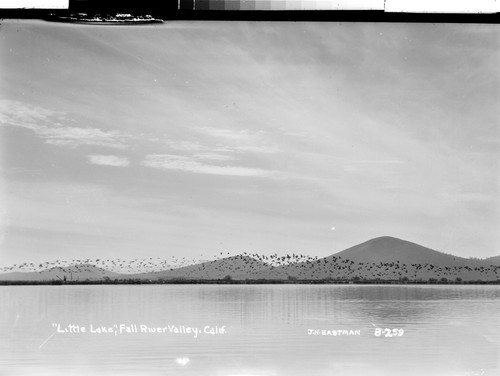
[156, 127, 280, 177]
[0, 100, 129, 149]
[87, 155, 130, 167]
[342, 160, 407, 173]
[230, 145, 280, 154]
[164, 137, 279, 155]
[147, 126, 279, 177]
[0, 100, 61, 124]
[142, 154, 271, 177]
[200, 126, 263, 141]
[191, 153, 234, 161]
[43, 127, 128, 149]
[164, 140, 207, 152]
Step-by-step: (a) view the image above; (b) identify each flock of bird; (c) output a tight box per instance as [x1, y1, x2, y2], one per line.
[0, 252, 319, 275]
[1, 252, 498, 281]
[0, 255, 219, 275]
[150, 254, 499, 281]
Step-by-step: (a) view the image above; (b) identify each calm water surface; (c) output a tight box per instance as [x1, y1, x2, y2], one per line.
[0, 285, 499, 376]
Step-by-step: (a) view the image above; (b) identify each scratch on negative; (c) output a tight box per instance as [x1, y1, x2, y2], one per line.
[38, 331, 57, 350]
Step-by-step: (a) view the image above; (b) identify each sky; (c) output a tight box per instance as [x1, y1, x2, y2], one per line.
[0, 20, 498, 266]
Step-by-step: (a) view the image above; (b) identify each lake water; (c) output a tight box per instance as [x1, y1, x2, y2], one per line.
[0, 285, 499, 376]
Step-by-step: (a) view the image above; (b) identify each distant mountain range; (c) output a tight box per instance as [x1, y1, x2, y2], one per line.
[0, 264, 122, 282]
[0, 237, 498, 282]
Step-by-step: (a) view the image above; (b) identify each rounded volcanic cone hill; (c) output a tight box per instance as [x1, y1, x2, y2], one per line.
[328, 236, 474, 267]
[485, 255, 500, 267]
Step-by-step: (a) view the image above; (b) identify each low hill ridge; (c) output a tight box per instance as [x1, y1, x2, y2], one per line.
[0, 237, 498, 282]
[0, 263, 121, 281]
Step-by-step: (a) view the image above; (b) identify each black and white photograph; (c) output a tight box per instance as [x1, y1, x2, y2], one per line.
[0, 1, 499, 375]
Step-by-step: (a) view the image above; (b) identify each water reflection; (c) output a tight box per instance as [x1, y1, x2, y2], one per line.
[0, 285, 498, 375]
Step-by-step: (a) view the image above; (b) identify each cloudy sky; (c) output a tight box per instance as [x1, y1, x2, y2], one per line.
[0, 20, 498, 265]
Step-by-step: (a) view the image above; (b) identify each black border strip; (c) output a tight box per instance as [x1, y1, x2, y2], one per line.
[0, 9, 499, 24]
